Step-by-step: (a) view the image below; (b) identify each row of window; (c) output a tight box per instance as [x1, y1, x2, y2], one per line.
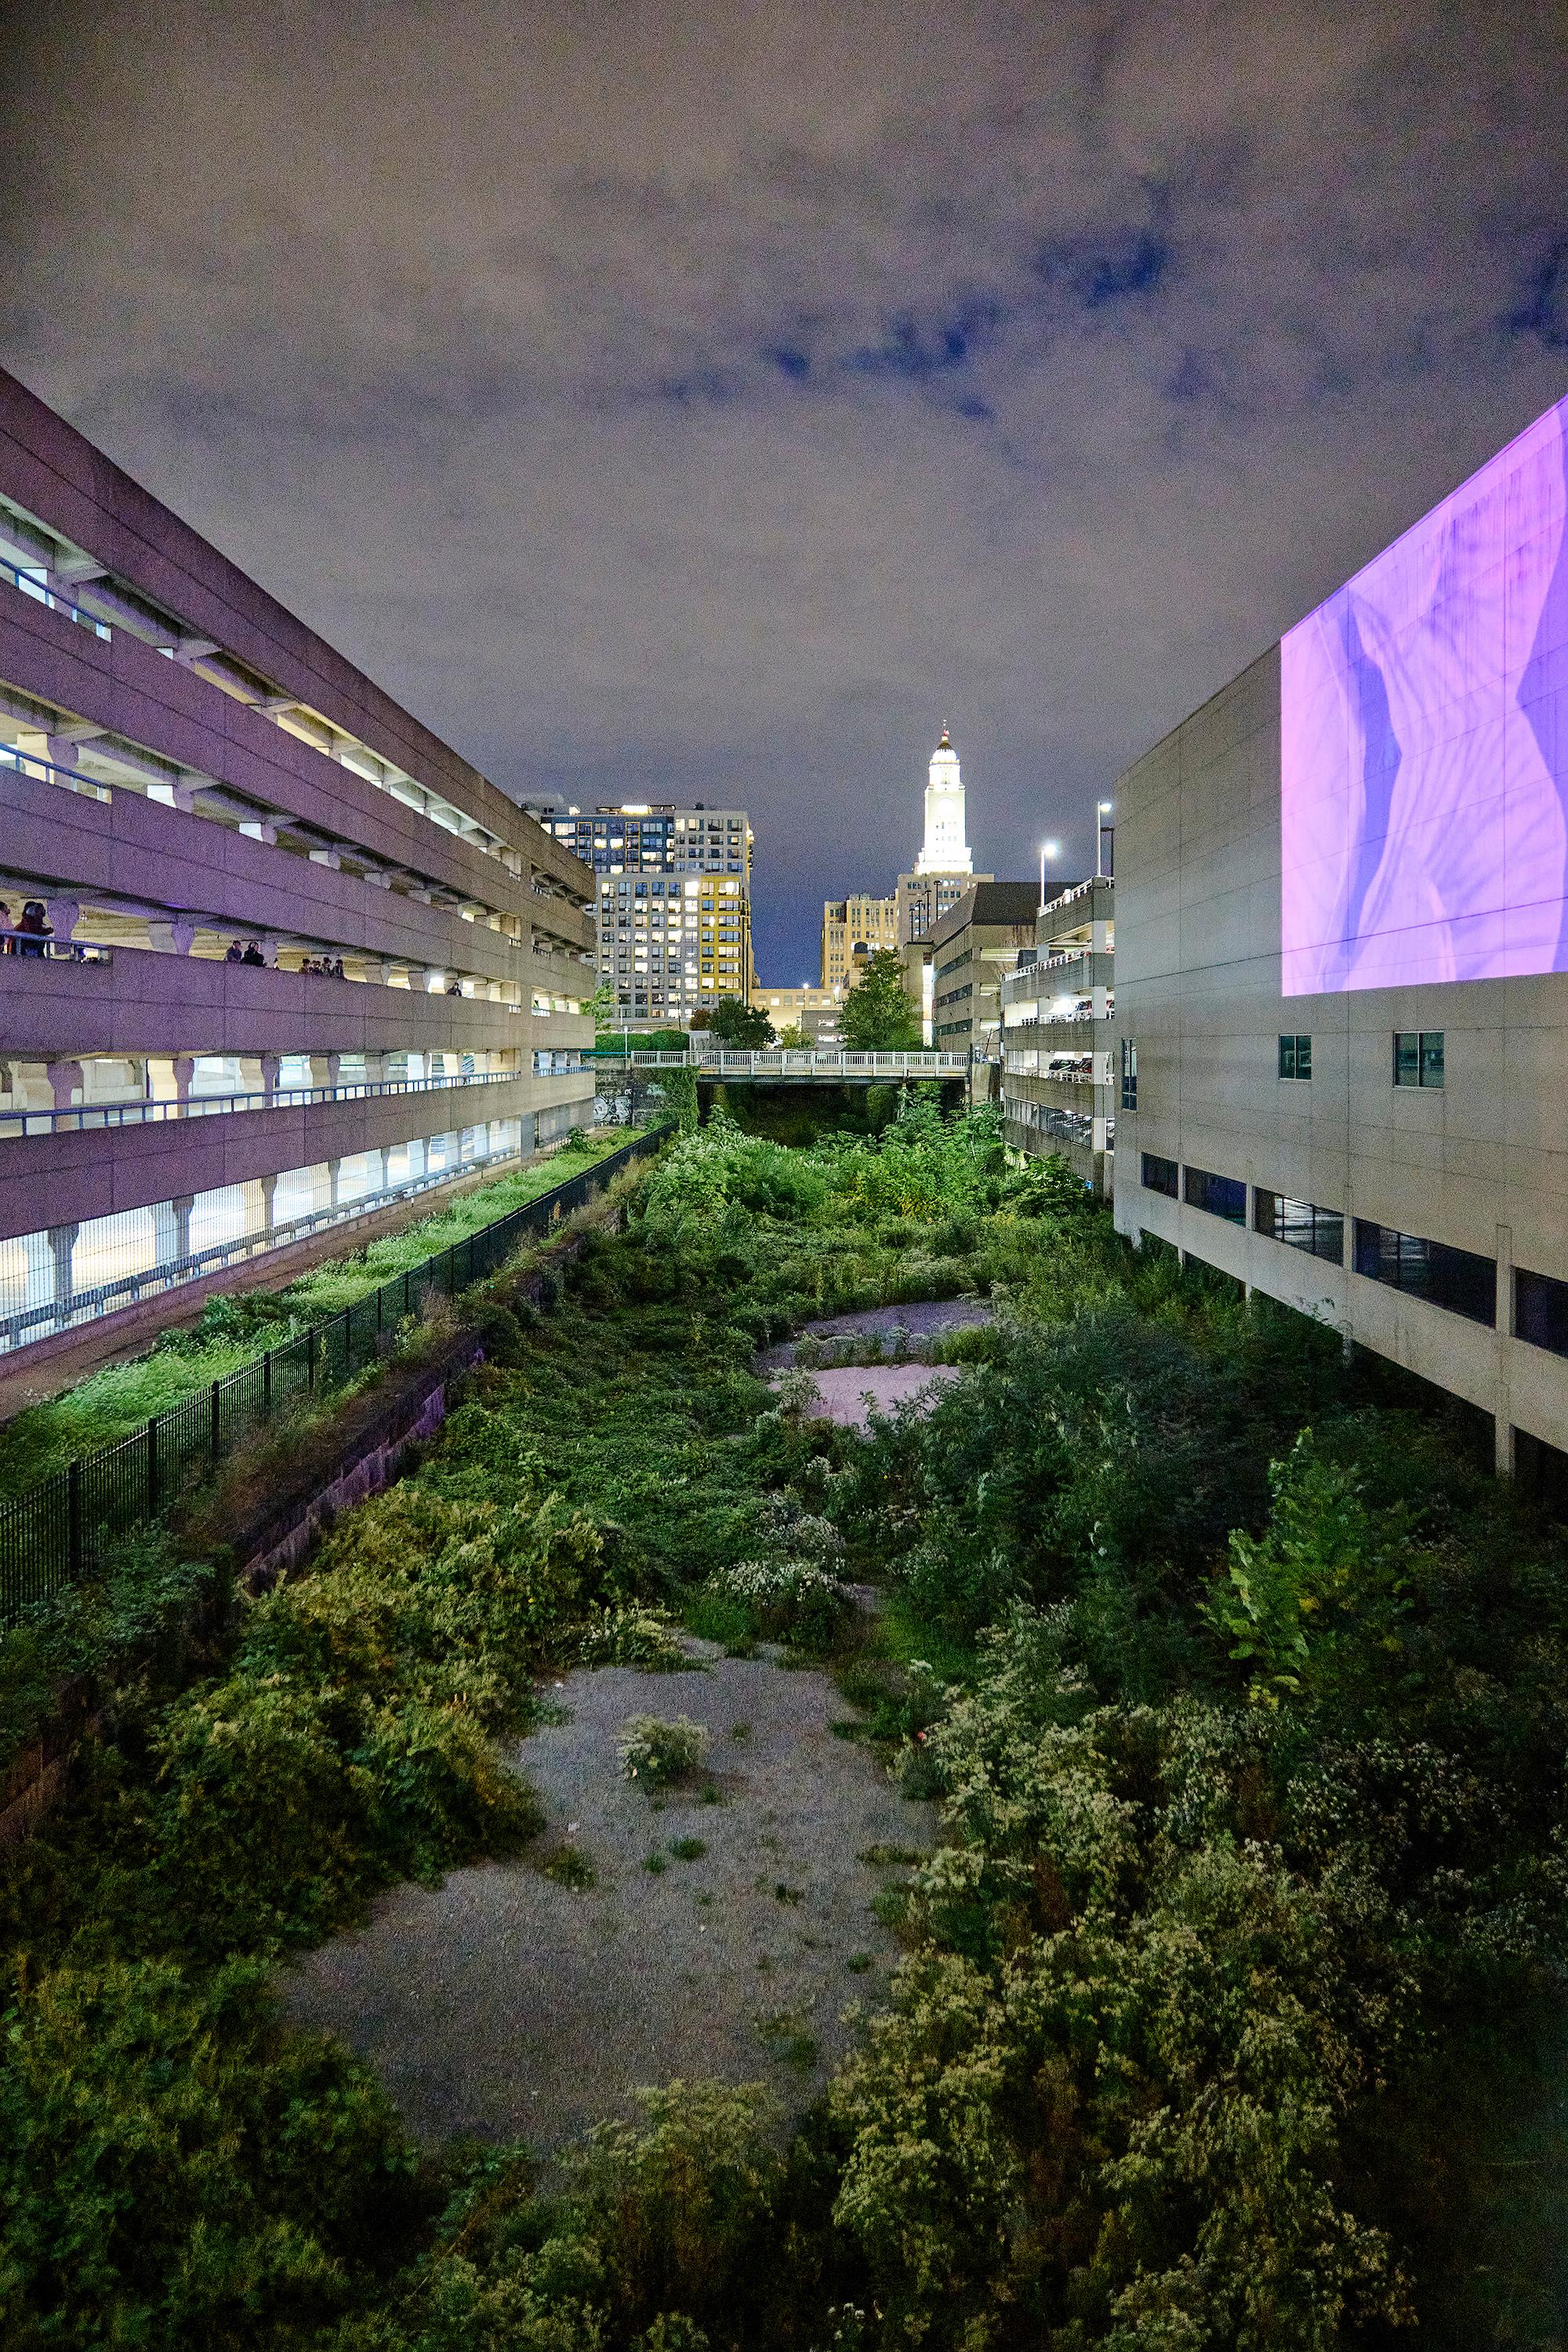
[1277, 1029, 1443, 1086]
[1141, 1149, 1568, 1353]
[1124, 1032, 1447, 1102]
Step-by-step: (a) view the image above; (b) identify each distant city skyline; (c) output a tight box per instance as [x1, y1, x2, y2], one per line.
[6, 1, 1565, 979]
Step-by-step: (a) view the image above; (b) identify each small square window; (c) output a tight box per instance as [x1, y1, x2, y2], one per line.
[1278, 1033, 1312, 1081]
[1394, 1031, 1444, 1087]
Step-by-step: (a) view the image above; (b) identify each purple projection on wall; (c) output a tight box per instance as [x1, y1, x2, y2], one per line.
[1281, 393, 1568, 995]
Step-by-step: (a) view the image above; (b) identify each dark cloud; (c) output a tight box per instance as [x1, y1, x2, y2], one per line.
[3, 0, 1566, 978]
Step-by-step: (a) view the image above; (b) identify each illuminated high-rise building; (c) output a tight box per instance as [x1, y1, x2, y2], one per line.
[898, 728, 990, 1038]
[915, 726, 973, 877]
[524, 802, 754, 1024]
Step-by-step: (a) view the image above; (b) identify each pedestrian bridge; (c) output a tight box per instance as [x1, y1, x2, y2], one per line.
[599, 1047, 970, 1084]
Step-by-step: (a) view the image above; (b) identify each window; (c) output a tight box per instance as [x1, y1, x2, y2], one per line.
[1184, 1164, 1247, 1223]
[1278, 1033, 1312, 1081]
[1142, 1152, 1178, 1198]
[1353, 1219, 1494, 1324]
[1515, 1267, 1568, 1357]
[1254, 1189, 1343, 1262]
[1393, 1031, 1444, 1087]
[1120, 1039, 1138, 1110]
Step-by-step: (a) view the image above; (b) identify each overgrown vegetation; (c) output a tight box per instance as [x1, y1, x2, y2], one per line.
[0, 1097, 1564, 2347]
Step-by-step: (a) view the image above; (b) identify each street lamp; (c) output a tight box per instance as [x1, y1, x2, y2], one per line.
[1096, 800, 1114, 879]
[1038, 837, 1062, 913]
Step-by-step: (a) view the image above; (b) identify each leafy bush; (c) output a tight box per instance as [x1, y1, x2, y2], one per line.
[618, 1715, 710, 1786]
[709, 1559, 853, 1653]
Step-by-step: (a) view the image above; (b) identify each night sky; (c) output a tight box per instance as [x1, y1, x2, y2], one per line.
[4, 0, 1566, 982]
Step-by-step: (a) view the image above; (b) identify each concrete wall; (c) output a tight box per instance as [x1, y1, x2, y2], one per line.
[1112, 644, 1568, 1463]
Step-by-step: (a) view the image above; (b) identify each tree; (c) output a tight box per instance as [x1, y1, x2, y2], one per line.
[587, 980, 619, 1034]
[775, 1024, 810, 1048]
[699, 996, 775, 1047]
[840, 950, 921, 1051]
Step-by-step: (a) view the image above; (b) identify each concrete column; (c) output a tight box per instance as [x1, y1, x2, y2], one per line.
[46, 1060, 82, 1113]
[307, 1054, 341, 1093]
[172, 1056, 195, 1109]
[328, 1158, 343, 1209]
[422, 967, 445, 993]
[366, 1145, 387, 1196]
[46, 1222, 78, 1311]
[1496, 1418, 1517, 1476]
[260, 1052, 282, 1099]
[378, 960, 396, 987]
[151, 1195, 194, 1265]
[259, 1172, 279, 1233]
[45, 898, 80, 942]
[45, 734, 84, 774]
[147, 920, 197, 956]
[362, 1053, 388, 1087]
[308, 848, 343, 869]
[258, 937, 279, 967]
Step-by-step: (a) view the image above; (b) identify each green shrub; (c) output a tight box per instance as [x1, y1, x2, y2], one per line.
[619, 1715, 710, 1787]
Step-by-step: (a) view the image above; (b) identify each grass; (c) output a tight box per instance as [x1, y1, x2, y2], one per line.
[0, 1128, 641, 1497]
[667, 1837, 708, 1860]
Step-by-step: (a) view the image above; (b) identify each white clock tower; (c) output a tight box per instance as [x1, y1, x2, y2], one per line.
[916, 726, 973, 876]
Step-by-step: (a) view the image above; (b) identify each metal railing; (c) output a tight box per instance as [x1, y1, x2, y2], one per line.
[0, 1123, 672, 1626]
[0, 1065, 517, 1139]
[0, 926, 112, 966]
[1, 554, 112, 641]
[0, 741, 112, 804]
[595, 1047, 968, 1078]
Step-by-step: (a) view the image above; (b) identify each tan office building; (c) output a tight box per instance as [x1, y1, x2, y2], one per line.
[929, 883, 1039, 1081]
[821, 894, 898, 990]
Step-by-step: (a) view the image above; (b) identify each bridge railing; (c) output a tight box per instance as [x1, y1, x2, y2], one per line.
[598, 1047, 969, 1077]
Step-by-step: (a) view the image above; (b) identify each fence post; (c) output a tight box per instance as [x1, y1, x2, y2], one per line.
[307, 1324, 318, 1392]
[376, 1286, 383, 1338]
[67, 1458, 82, 1580]
[146, 1416, 159, 1517]
[263, 1350, 272, 1416]
[209, 1380, 221, 1465]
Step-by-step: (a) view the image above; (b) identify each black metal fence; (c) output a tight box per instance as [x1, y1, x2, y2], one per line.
[0, 1124, 671, 1628]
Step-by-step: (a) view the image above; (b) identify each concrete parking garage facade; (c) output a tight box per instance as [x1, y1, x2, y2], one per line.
[1112, 416, 1568, 1480]
[0, 366, 595, 1366]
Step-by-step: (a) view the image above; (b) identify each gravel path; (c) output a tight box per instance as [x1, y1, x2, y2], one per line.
[755, 1298, 993, 1373]
[282, 1644, 932, 2153]
[782, 1363, 963, 1428]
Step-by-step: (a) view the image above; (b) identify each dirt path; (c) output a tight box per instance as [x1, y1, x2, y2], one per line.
[282, 1643, 931, 2153]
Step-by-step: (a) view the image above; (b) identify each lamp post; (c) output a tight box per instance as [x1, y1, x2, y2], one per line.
[1096, 800, 1114, 879]
[1038, 837, 1061, 914]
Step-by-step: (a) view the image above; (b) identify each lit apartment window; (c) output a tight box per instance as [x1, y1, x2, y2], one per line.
[1278, 1033, 1312, 1081]
[1184, 1164, 1247, 1223]
[1120, 1039, 1137, 1110]
[1353, 1219, 1494, 1324]
[1393, 1032, 1444, 1088]
[1142, 1152, 1178, 1199]
[1254, 1189, 1343, 1262]
[1515, 1267, 1568, 1356]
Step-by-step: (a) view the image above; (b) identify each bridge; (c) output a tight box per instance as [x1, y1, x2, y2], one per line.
[594, 1047, 971, 1085]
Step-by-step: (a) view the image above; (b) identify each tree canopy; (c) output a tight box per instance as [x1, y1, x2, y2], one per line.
[840, 949, 922, 1051]
[692, 996, 775, 1047]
